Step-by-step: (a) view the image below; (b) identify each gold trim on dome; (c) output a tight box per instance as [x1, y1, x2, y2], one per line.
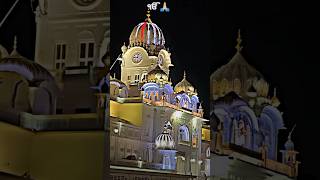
[174, 70, 197, 95]
[146, 10, 152, 23]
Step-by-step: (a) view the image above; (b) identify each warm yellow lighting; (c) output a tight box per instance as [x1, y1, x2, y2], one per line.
[192, 117, 198, 128]
[110, 100, 143, 126]
[201, 128, 210, 141]
[113, 128, 119, 134]
[171, 111, 183, 122]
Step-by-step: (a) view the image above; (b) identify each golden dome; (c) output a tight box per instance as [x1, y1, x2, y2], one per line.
[174, 71, 196, 95]
[147, 65, 168, 83]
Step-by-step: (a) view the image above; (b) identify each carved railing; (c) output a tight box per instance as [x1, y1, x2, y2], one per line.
[142, 98, 202, 117]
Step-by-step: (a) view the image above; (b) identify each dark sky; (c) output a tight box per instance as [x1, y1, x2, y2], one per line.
[0, 0, 36, 59]
[0, 0, 316, 179]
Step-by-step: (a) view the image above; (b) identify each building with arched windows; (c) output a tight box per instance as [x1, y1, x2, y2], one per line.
[109, 13, 211, 179]
[0, 0, 109, 179]
[210, 30, 300, 180]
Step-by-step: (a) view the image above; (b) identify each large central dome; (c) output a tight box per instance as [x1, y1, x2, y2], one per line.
[129, 15, 165, 55]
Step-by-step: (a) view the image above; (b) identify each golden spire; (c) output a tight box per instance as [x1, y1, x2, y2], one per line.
[163, 2, 167, 9]
[10, 35, 19, 56]
[235, 29, 243, 52]
[146, 10, 152, 23]
[183, 70, 186, 79]
[13, 35, 17, 51]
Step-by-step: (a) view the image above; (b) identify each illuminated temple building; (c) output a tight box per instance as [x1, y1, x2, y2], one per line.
[210, 30, 300, 180]
[109, 14, 211, 179]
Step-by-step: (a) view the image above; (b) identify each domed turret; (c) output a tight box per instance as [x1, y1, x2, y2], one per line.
[110, 75, 128, 99]
[174, 71, 196, 95]
[211, 30, 268, 100]
[0, 36, 54, 83]
[129, 13, 165, 55]
[155, 121, 175, 150]
[285, 138, 294, 151]
[147, 65, 168, 84]
[285, 124, 296, 151]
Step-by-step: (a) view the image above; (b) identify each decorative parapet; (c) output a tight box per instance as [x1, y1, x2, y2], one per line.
[20, 112, 100, 131]
[265, 159, 299, 178]
[142, 98, 203, 117]
[216, 144, 299, 178]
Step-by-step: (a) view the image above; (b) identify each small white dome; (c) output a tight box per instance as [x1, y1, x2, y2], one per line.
[285, 138, 294, 151]
[155, 131, 174, 150]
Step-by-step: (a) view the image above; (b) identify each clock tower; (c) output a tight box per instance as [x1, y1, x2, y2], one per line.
[120, 14, 173, 86]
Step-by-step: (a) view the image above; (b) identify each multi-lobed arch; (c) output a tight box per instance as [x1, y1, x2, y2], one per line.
[212, 98, 285, 160]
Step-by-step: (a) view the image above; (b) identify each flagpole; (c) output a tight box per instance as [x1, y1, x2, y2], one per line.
[0, 0, 20, 28]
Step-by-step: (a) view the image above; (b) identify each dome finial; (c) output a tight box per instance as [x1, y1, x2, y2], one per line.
[10, 35, 20, 56]
[235, 29, 243, 52]
[146, 10, 152, 23]
[288, 124, 296, 140]
[13, 35, 17, 51]
[284, 124, 296, 150]
[183, 70, 186, 79]
[274, 87, 277, 96]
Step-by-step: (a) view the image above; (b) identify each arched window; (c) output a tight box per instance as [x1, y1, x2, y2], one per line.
[206, 147, 210, 158]
[179, 125, 190, 142]
[183, 100, 188, 108]
[150, 92, 154, 100]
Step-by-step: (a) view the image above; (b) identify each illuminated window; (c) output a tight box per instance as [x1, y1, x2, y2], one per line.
[55, 42, 66, 69]
[179, 125, 190, 142]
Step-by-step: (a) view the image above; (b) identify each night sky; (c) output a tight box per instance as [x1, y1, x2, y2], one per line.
[0, 0, 36, 59]
[0, 0, 316, 179]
